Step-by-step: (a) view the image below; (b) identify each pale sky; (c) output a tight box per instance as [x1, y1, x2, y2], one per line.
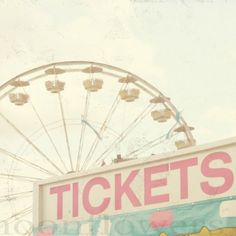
[0, 0, 236, 145]
[0, 2, 236, 233]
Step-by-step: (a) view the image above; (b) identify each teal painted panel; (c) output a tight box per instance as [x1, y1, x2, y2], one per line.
[34, 196, 236, 236]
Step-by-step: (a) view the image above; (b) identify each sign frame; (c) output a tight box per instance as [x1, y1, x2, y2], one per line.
[33, 136, 236, 228]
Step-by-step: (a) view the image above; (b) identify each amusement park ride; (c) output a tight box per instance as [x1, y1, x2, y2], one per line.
[0, 61, 235, 235]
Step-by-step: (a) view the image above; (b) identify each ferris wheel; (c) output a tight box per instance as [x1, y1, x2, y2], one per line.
[0, 61, 195, 235]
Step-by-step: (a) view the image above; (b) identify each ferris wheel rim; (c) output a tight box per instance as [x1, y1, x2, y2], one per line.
[0, 60, 195, 144]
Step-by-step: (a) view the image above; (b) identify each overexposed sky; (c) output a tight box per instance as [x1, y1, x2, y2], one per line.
[0, 0, 235, 144]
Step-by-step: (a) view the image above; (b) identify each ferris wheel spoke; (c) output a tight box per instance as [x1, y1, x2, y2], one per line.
[0, 173, 42, 182]
[94, 103, 155, 166]
[0, 193, 31, 203]
[133, 81, 155, 97]
[0, 191, 32, 202]
[81, 84, 126, 170]
[128, 133, 178, 158]
[0, 113, 63, 175]
[76, 91, 90, 172]
[0, 206, 32, 224]
[23, 227, 33, 236]
[0, 148, 56, 177]
[58, 93, 73, 171]
[124, 134, 168, 158]
[23, 88, 68, 173]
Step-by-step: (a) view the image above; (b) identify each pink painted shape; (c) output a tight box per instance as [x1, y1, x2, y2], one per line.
[170, 157, 198, 199]
[50, 184, 70, 220]
[201, 152, 233, 195]
[73, 183, 79, 217]
[115, 170, 141, 210]
[144, 164, 169, 205]
[83, 177, 111, 215]
[37, 228, 53, 236]
[149, 210, 173, 228]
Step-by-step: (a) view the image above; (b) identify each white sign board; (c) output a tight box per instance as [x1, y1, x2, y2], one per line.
[33, 137, 236, 227]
